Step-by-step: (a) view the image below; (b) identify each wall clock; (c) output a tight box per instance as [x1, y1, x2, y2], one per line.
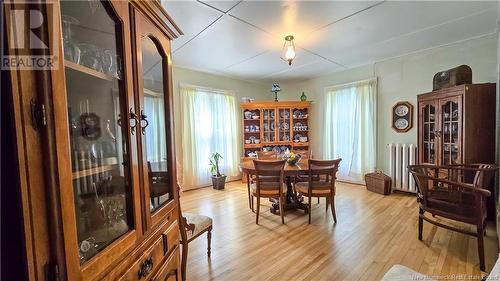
[392, 101, 413, 133]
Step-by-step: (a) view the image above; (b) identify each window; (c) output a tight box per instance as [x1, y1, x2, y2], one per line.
[179, 84, 240, 188]
[324, 79, 377, 183]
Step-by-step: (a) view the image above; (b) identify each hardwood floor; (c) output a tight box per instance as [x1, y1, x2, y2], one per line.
[180, 181, 498, 281]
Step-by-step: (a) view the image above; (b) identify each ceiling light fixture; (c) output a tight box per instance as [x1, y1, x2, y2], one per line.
[281, 35, 296, 66]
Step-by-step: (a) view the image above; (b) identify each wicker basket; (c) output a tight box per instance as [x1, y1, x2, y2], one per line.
[365, 171, 392, 195]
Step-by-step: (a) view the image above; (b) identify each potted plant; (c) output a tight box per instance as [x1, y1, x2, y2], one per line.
[210, 152, 226, 190]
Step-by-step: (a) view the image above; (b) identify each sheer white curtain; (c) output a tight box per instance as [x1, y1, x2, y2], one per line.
[144, 89, 167, 163]
[179, 84, 240, 188]
[324, 78, 377, 183]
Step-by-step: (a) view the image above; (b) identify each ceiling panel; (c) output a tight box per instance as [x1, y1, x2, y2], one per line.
[301, 1, 497, 65]
[200, 0, 241, 12]
[172, 15, 275, 72]
[229, 1, 379, 40]
[161, 1, 223, 51]
[263, 60, 343, 82]
[164, 1, 498, 82]
[223, 49, 330, 80]
[336, 9, 497, 67]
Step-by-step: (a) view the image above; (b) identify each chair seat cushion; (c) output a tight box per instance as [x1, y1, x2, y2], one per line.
[183, 212, 213, 240]
[426, 188, 486, 222]
[250, 183, 286, 195]
[295, 181, 333, 195]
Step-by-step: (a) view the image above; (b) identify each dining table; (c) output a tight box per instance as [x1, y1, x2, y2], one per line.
[239, 159, 310, 215]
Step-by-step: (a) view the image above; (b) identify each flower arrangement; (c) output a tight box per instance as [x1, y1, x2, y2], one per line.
[284, 151, 301, 166]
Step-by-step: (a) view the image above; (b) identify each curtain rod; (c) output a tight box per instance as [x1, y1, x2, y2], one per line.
[179, 82, 235, 95]
[325, 77, 377, 91]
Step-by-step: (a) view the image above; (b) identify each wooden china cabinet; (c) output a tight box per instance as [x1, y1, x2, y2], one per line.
[417, 83, 496, 166]
[241, 101, 311, 157]
[5, 1, 182, 280]
[417, 83, 496, 218]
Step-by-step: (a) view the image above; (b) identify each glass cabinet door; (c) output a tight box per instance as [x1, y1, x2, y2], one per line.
[420, 102, 437, 164]
[439, 97, 462, 165]
[277, 108, 291, 142]
[262, 108, 276, 144]
[60, 0, 135, 265]
[134, 9, 175, 229]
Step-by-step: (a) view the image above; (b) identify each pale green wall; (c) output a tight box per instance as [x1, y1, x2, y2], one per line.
[277, 34, 498, 174]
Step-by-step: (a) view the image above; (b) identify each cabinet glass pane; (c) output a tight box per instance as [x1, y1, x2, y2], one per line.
[278, 108, 291, 142]
[422, 104, 436, 164]
[141, 37, 172, 213]
[61, 0, 131, 264]
[263, 109, 275, 143]
[441, 100, 460, 165]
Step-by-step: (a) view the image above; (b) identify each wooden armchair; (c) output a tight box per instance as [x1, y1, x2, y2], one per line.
[294, 159, 341, 224]
[408, 164, 498, 271]
[252, 159, 287, 224]
[178, 198, 213, 281]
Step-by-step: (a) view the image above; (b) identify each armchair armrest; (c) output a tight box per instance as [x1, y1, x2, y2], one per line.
[410, 171, 491, 198]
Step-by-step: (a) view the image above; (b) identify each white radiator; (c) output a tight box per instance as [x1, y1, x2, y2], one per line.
[388, 143, 417, 193]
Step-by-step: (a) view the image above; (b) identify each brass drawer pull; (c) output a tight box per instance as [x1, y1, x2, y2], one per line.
[137, 257, 154, 279]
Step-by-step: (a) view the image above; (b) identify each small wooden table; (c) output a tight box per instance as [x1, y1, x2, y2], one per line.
[239, 159, 309, 214]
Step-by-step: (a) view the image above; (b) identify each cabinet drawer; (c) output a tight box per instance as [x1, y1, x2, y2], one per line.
[162, 220, 179, 255]
[152, 246, 180, 281]
[118, 237, 164, 281]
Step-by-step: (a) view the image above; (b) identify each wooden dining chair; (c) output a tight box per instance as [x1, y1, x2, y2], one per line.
[246, 151, 278, 211]
[408, 164, 498, 271]
[295, 159, 341, 224]
[252, 159, 287, 224]
[292, 150, 321, 203]
[257, 150, 278, 160]
[147, 161, 169, 206]
[178, 186, 213, 281]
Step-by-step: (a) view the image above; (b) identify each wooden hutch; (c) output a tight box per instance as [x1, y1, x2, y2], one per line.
[417, 83, 496, 218]
[241, 101, 311, 158]
[4, 1, 182, 280]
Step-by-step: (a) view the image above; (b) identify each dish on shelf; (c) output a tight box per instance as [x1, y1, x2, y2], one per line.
[244, 110, 253, 120]
[280, 146, 288, 153]
[299, 137, 308, 143]
[272, 147, 281, 154]
[245, 140, 251, 144]
[293, 110, 302, 118]
[249, 136, 256, 143]
[254, 139, 260, 144]
[252, 113, 259, 119]
[281, 134, 290, 141]
[280, 110, 290, 118]
[294, 133, 302, 140]
[293, 139, 299, 143]
[270, 123, 275, 131]
[280, 122, 289, 130]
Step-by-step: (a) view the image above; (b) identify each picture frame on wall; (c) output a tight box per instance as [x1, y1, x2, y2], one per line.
[392, 101, 413, 133]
